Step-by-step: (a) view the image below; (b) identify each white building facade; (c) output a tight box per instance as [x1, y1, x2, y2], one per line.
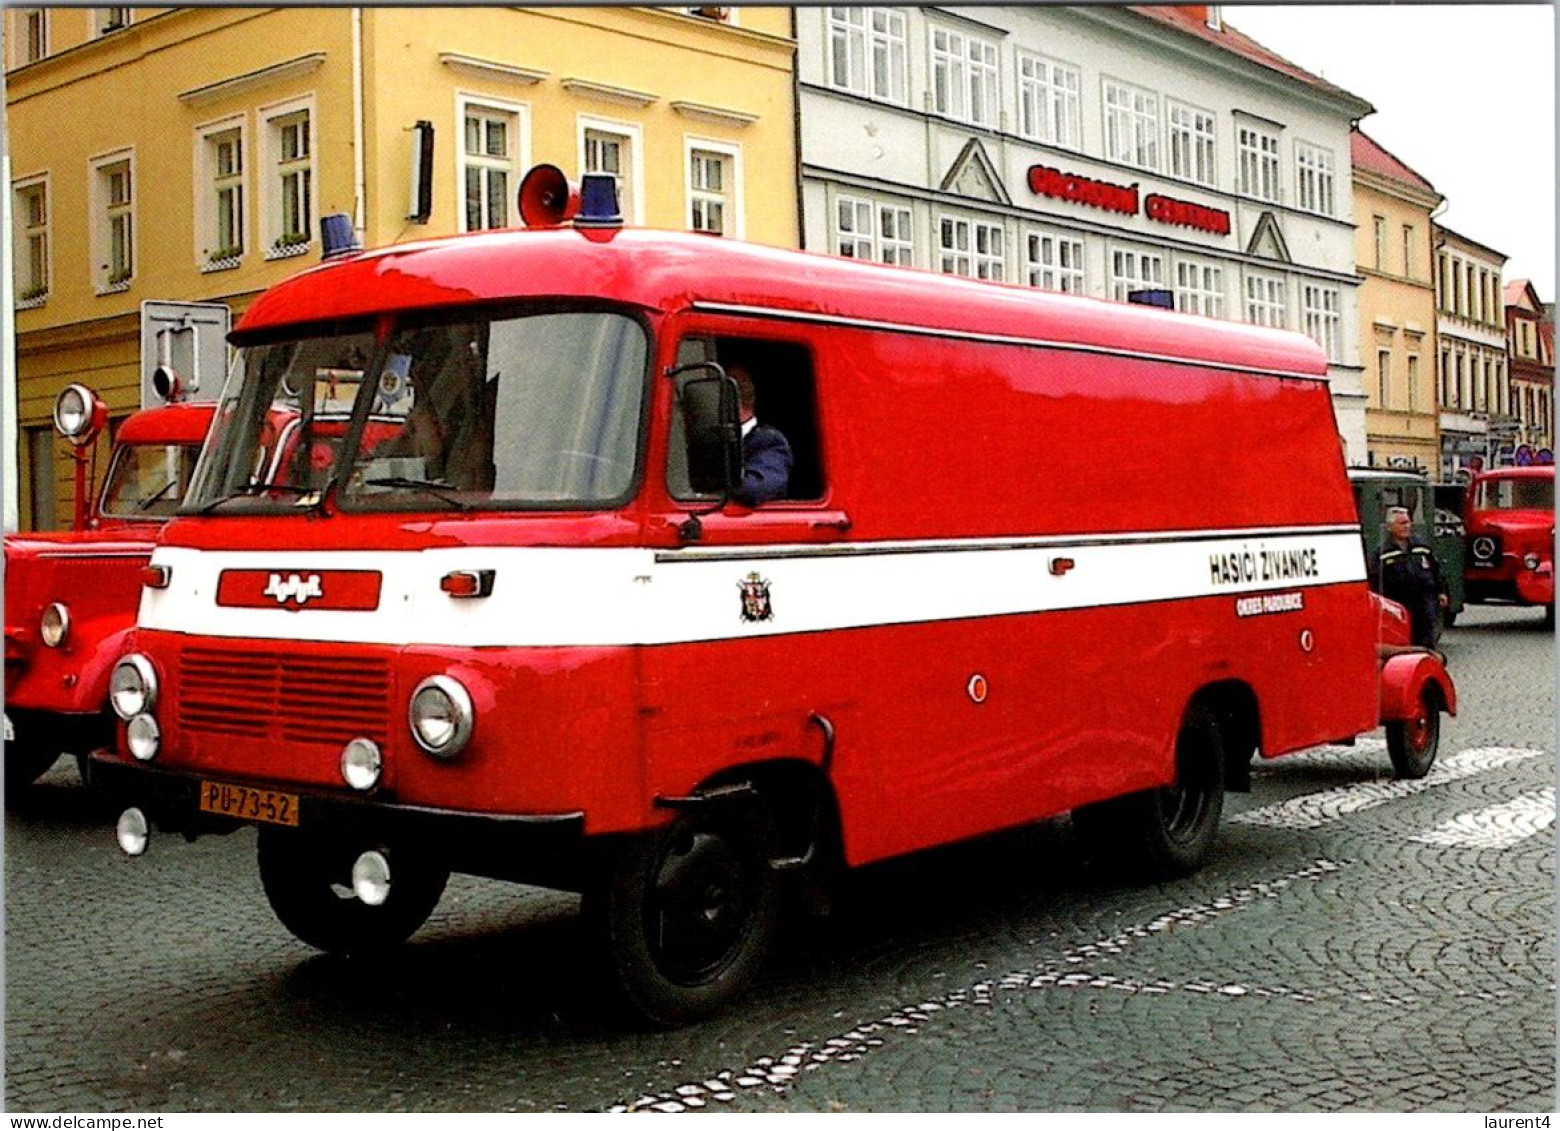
[1433, 226, 1511, 480]
[795, 5, 1373, 457]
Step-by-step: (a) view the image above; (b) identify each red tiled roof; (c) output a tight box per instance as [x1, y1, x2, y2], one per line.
[1131, 6, 1373, 112]
[1351, 128, 1438, 195]
[1505, 279, 1533, 307]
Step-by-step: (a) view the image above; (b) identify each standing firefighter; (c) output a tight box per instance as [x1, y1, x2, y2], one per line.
[1371, 506, 1449, 649]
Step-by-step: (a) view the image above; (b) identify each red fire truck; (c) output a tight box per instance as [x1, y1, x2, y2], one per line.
[92, 172, 1454, 1024]
[4, 386, 214, 790]
[1462, 465, 1555, 625]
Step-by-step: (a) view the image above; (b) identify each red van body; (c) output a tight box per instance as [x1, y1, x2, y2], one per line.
[92, 223, 1453, 1022]
[4, 401, 213, 788]
[1463, 465, 1555, 618]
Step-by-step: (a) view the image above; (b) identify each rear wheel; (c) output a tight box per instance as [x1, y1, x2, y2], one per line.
[1074, 703, 1226, 879]
[585, 809, 780, 1027]
[1386, 688, 1441, 780]
[257, 826, 448, 956]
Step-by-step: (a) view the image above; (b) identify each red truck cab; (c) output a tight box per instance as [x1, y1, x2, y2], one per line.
[4, 387, 215, 790]
[1463, 465, 1555, 624]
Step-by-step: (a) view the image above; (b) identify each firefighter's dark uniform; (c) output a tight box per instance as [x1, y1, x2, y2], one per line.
[1371, 536, 1446, 648]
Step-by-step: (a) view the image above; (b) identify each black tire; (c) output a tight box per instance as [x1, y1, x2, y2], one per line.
[257, 826, 448, 956]
[1544, 605, 1555, 630]
[585, 810, 781, 1027]
[1386, 688, 1441, 780]
[1074, 703, 1226, 880]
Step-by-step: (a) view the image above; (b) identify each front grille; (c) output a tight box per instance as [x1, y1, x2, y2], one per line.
[178, 647, 392, 746]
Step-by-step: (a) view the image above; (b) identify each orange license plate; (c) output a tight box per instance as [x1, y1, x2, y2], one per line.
[199, 780, 300, 827]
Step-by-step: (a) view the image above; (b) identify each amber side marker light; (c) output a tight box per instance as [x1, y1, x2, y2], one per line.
[440, 570, 494, 599]
[141, 564, 172, 589]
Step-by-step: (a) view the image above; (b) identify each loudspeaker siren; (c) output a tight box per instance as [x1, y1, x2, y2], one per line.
[518, 164, 581, 228]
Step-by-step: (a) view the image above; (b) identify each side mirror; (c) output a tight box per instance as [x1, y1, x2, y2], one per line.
[679, 370, 740, 497]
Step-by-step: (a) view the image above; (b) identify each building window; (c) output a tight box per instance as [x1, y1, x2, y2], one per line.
[95, 7, 131, 35]
[92, 154, 134, 291]
[263, 102, 313, 255]
[973, 221, 1004, 281]
[835, 194, 913, 266]
[1295, 142, 1335, 216]
[1402, 224, 1416, 279]
[938, 215, 973, 276]
[582, 122, 639, 225]
[1026, 229, 1085, 294]
[1166, 101, 1216, 185]
[931, 26, 999, 128]
[1302, 283, 1341, 360]
[1174, 259, 1224, 318]
[461, 102, 522, 232]
[878, 202, 913, 266]
[687, 146, 736, 236]
[1237, 123, 1280, 202]
[16, 8, 47, 64]
[1406, 354, 1420, 413]
[826, 7, 907, 104]
[195, 123, 245, 268]
[1377, 349, 1392, 409]
[13, 178, 49, 303]
[1373, 216, 1387, 271]
[1017, 53, 1080, 149]
[1110, 246, 1164, 302]
[1245, 273, 1286, 328]
[1103, 79, 1158, 170]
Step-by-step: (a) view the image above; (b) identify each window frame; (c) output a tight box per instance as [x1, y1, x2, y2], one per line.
[577, 114, 645, 226]
[1109, 244, 1165, 302]
[684, 137, 744, 239]
[90, 149, 136, 293]
[1025, 227, 1086, 295]
[1174, 258, 1224, 318]
[1301, 282, 1342, 360]
[13, 174, 50, 304]
[15, 8, 47, 65]
[1102, 77, 1160, 171]
[194, 116, 247, 270]
[95, 7, 131, 35]
[930, 24, 999, 128]
[825, 6, 908, 105]
[1294, 140, 1335, 217]
[1237, 122, 1281, 203]
[1166, 99, 1216, 186]
[1016, 51, 1081, 149]
[1244, 271, 1287, 328]
[259, 96, 315, 259]
[456, 94, 530, 234]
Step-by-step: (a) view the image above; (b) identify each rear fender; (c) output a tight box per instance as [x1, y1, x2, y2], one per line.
[1379, 651, 1457, 723]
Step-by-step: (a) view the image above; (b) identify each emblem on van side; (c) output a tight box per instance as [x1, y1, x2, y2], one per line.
[738, 572, 773, 623]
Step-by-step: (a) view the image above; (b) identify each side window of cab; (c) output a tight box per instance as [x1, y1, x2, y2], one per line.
[668, 336, 825, 505]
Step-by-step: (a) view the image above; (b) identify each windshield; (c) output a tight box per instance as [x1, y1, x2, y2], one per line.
[1474, 477, 1554, 511]
[186, 309, 648, 513]
[101, 442, 203, 518]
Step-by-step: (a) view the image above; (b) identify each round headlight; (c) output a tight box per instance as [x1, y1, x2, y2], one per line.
[40, 603, 70, 648]
[116, 808, 150, 857]
[341, 737, 382, 792]
[351, 850, 392, 906]
[53, 384, 92, 440]
[126, 713, 160, 761]
[109, 654, 158, 720]
[409, 675, 474, 758]
[1524, 553, 1540, 570]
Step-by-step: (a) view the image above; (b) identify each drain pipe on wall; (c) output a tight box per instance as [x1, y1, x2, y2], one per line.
[352, 7, 367, 243]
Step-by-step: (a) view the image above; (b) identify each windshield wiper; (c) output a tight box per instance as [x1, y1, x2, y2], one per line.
[362, 477, 473, 510]
[135, 479, 179, 513]
[196, 482, 323, 515]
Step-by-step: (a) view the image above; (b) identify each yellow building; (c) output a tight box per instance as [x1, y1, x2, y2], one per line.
[1350, 128, 1442, 475]
[6, 6, 797, 529]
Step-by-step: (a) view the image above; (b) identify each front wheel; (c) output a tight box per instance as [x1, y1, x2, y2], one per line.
[1386, 689, 1441, 780]
[1074, 703, 1226, 879]
[585, 811, 781, 1027]
[257, 826, 448, 956]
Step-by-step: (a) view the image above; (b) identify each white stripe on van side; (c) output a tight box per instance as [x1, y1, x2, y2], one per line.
[138, 527, 1366, 648]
